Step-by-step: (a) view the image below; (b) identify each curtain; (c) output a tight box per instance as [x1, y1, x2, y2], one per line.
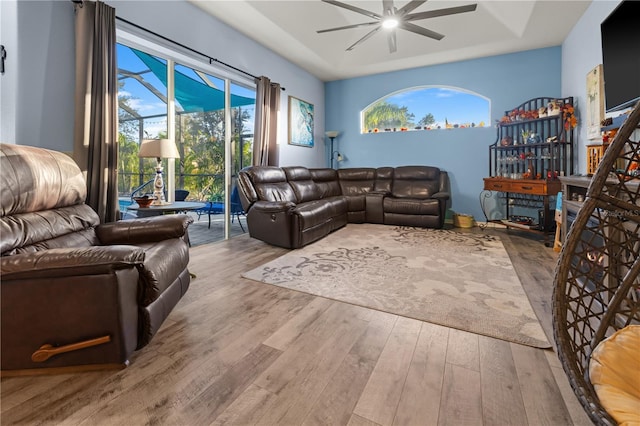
[73, 0, 119, 223]
[253, 76, 281, 166]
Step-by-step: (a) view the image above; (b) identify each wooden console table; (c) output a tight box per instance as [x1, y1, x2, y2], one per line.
[482, 177, 561, 244]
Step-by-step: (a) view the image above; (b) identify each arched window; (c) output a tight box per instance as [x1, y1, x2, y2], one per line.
[361, 86, 490, 133]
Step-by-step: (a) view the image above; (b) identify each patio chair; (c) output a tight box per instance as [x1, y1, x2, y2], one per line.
[175, 189, 189, 201]
[196, 200, 224, 229]
[231, 186, 246, 232]
[195, 187, 245, 232]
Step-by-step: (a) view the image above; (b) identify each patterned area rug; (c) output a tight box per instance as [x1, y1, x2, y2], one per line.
[242, 224, 550, 348]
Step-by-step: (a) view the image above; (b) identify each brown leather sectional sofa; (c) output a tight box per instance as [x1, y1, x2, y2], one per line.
[238, 165, 450, 249]
[0, 143, 192, 374]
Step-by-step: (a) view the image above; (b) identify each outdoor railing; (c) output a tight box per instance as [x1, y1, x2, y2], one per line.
[118, 172, 234, 202]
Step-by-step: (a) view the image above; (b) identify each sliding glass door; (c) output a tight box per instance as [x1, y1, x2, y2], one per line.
[117, 41, 255, 242]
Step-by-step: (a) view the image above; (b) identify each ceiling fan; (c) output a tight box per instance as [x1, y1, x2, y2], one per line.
[317, 0, 477, 53]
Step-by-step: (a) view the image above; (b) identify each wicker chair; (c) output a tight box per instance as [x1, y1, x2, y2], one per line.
[553, 101, 640, 425]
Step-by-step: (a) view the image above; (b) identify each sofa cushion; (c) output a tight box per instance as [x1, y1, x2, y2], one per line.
[374, 167, 394, 193]
[245, 167, 297, 203]
[310, 168, 341, 198]
[1, 205, 100, 256]
[383, 197, 440, 215]
[293, 197, 347, 230]
[589, 325, 640, 426]
[392, 166, 441, 199]
[346, 194, 366, 212]
[284, 166, 322, 203]
[1, 143, 87, 217]
[337, 168, 376, 196]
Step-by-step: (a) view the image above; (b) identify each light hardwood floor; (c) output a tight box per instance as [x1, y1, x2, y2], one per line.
[1, 226, 593, 425]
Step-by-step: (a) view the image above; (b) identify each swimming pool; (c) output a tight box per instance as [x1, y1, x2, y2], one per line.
[119, 197, 133, 212]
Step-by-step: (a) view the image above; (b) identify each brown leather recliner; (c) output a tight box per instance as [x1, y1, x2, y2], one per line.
[383, 166, 450, 228]
[0, 143, 193, 374]
[238, 165, 450, 249]
[237, 166, 348, 249]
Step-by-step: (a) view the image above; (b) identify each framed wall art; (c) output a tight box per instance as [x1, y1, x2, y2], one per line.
[586, 64, 605, 140]
[288, 96, 314, 147]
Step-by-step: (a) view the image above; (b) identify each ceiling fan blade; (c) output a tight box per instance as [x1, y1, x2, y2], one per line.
[321, 0, 382, 20]
[388, 30, 397, 53]
[406, 4, 477, 21]
[400, 22, 444, 40]
[317, 21, 380, 34]
[382, 0, 395, 15]
[346, 26, 382, 51]
[396, 0, 426, 15]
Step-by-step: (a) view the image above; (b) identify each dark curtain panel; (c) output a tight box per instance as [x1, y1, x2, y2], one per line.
[73, 0, 119, 223]
[253, 76, 281, 166]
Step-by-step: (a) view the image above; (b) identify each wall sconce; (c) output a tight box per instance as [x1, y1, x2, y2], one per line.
[138, 138, 180, 205]
[325, 131, 340, 169]
[333, 151, 344, 164]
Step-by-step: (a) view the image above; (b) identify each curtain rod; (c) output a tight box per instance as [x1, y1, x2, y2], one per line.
[115, 16, 285, 91]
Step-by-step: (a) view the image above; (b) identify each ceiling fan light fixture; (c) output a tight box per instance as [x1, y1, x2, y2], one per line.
[382, 17, 399, 29]
[318, 0, 478, 51]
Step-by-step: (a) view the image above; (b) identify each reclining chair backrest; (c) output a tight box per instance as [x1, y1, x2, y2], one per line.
[0, 143, 100, 256]
[238, 166, 297, 207]
[374, 167, 394, 193]
[337, 168, 376, 195]
[309, 168, 341, 198]
[283, 167, 323, 203]
[391, 166, 441, 199]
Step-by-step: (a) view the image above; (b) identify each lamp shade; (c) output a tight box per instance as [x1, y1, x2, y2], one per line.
[325, 131, 339, 138]
[138, 139, 180, 159]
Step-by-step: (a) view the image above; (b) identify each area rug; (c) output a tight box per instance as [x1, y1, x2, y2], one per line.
[242, 224, 550, 348]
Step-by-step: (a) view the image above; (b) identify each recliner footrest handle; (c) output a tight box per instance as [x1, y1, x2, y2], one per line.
[31, 335, 111, 362]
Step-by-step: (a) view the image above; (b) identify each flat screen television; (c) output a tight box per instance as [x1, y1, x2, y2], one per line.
[600, 0, 640, 112]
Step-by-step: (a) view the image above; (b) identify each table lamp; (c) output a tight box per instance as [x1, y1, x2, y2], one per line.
[138, 138, 180, 205]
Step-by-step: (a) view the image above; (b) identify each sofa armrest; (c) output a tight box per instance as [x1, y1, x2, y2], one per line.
[245, 201, 297, 248]
[0, 246, 145, 280]
[96, 215, 193, 245]
[0, 245, 145, 280]
[250, 200, 296, 213]
[432, 191, 450, 200]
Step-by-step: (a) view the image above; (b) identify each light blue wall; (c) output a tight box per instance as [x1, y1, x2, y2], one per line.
[2, 0, 617, 216]
[0, 0, 18, 144]
[0, 1, 75, 149]
[2, 0, 326, 168]
[561, 0, 621, 174]
[325, 47, 562, 221]
[111, 0, 326, 168]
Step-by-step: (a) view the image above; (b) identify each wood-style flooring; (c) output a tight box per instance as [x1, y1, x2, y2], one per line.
[0, 226, 593, 425]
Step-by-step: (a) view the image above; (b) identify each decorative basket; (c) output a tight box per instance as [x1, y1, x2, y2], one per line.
[453, 213, 475, 228]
